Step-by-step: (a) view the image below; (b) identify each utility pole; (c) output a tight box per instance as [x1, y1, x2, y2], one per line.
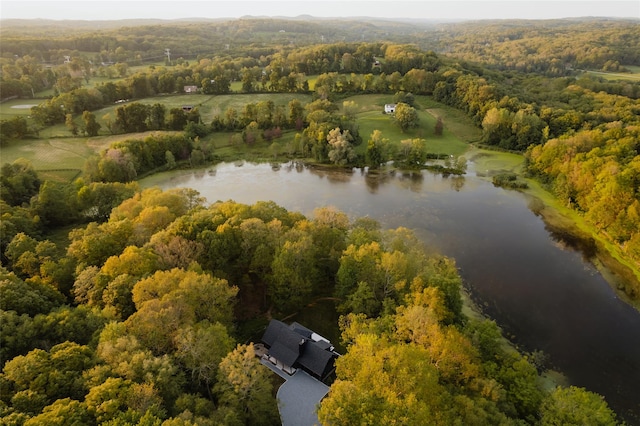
[164, 49, 171, 64]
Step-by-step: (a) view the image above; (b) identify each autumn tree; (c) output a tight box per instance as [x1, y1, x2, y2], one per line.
[399, 138, 427, 169]
[214, 344, 280, 426]
[394, 102, 419, 131]
[365, 130, 390, 169]
[327, 127, 356, 165]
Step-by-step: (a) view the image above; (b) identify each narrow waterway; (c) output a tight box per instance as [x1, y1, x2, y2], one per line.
[142, 159, 640, 422]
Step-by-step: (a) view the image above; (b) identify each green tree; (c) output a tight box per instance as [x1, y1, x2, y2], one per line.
[165, 150, 177, 170]
[434, 117, 444, 136]
[97, 148, 137, 182]
[84, 377, 134, 424]
[31, 181, 79, 226]
[0, 266, 65, 315]
[1, 159, 41, 206]
[540, 386, 618, 426]
[400, 138, 427, 169]
[269, 229, 317, 311]
[0, 116, 29, 140]
[82, 110, 101, 136]
[482, 107, 514, 148]
[147, 103, 166, 130]
[77, 181, 138, 222]
[127, 268, 237, 353]
[115, 102, 150, 133]
[3, 342, 94, 403]
[67, 220, 133, 267]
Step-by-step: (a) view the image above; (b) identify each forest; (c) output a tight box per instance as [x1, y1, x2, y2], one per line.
[1, 15, 639, 425]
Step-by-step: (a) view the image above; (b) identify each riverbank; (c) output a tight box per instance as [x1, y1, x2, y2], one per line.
[467, 146, 640, 310]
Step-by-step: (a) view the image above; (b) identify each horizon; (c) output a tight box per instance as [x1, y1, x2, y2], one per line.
[1, 1, 638, 22]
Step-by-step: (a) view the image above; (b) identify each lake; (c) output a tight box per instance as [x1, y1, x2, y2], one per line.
[142, 158, 640, 422]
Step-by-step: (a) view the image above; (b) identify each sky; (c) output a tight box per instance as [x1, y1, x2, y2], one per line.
[1, 0, 638, 21]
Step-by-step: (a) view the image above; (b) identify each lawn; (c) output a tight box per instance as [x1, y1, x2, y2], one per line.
[1, 137, 94, 181]
[90, 93, 313, 129]
[197, 93, 312, 123]
[0, 131, 171, 181]
[345, 94, 472, 157]
[3, 92, 479, 181]
[583, 65, 640, 82]
[0, 99, 42, 119]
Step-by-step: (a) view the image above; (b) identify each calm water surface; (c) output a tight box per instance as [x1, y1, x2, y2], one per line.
[143, 160, 640, 421]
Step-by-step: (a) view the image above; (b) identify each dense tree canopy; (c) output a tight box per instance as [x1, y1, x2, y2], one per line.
[1, 16, 637, 424]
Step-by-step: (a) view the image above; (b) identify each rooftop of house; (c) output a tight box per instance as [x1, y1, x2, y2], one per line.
[261, 319, 338, 381]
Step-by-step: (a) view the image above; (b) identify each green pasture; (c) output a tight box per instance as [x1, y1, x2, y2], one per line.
[1, 137, 93, 181]
[4, 92, 480, 182]
[0, 99, 41, 118]
[583, 66, 640, 82]
[92, 93, 313, 126]
[0, 132, 166, 182]
[346, 94, 471, 157]
[205, 130, 299, 163]
[199, 93, 312, 122]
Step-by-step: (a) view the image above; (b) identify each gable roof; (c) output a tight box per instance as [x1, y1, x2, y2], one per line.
[261, 319, 338, 380]
[290, 321, 313, 339]
[262, 319, 290, 347]
[297, 341, 335, 378]
[270, 338, 303, 367]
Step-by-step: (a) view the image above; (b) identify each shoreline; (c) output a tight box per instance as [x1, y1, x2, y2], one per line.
[467, 145, 640, 310]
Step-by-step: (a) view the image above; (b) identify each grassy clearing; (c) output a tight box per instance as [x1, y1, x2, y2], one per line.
[195, 93, 312, 123]
[582, 66, 640, 82]
[5, 93, 476, 178]
[206, 129, 298, 163]
[86, 93, 313, 132]
[1, 137, 94, 169]
[345, 94, 471, 157]
[415, 96, 483, 143]
[1, 131, 175, 181]
[0, 99, 42, 118]
[466, 147, 525, 176]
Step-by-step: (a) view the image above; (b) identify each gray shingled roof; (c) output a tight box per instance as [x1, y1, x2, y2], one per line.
[261, 319, 338, 380]
[297, 341, 335, 378]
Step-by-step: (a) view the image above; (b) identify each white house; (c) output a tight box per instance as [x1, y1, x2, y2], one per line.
[384, 104, 397, 114]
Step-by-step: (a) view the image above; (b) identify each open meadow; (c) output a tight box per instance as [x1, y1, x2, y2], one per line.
[583, 65, 640, 82]
[2, 90, 479, 182]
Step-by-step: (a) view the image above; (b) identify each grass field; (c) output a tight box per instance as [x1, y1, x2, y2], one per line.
[0, 131, 171, 181]
[583, 65, 640, 82]
[0, 99, 42, 119]
[1, 137, 94, 181]
[344, 94, 472, 157]
[87, 93, 314, 130]
[2, 92, 480, 181]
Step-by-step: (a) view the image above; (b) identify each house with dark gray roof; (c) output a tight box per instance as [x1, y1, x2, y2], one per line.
[261, 320, 339, 382]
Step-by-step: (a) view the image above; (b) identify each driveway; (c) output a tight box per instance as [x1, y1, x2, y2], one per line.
[261, 359, 330, 426]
